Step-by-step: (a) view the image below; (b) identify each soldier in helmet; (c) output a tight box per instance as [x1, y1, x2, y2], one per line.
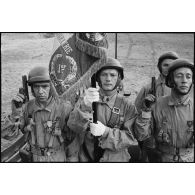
[134, 59, 194, 162]
[134, 51, 179, 162]
[67, 57, 138, 162]
[135, 51, 179, 113]
[11, 66, 76, 162]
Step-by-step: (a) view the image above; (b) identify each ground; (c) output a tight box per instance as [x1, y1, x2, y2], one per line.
[1, 33, 194, 115]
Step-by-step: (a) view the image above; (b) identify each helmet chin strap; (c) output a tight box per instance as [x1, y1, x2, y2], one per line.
[113, 77, 121, 90]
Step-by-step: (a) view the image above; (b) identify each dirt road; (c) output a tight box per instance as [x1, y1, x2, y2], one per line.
[1, 33, 194, 115]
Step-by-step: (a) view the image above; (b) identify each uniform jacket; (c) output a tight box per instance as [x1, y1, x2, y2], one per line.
[135, 74, 171, 113]
[19, 97, 75, 162]
[67, 90, 138, 162]
[134, 91, 194, 162]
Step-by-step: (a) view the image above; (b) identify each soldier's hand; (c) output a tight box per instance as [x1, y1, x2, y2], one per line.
[12, 93, 25, 108]
[90, 121, 106, 137]
[162, 132, 170, 143]
[144, 94, 156, 108]
[11, 93, 25, 117]
[84, 87, 99, 106]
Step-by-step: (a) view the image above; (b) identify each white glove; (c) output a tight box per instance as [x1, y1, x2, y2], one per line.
[83, 87, 99, 106]
[90, 121, 106, 137]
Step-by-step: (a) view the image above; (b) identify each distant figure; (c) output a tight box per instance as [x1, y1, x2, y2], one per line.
[134, 51, 179, 162]
[135, 51, 179, 113]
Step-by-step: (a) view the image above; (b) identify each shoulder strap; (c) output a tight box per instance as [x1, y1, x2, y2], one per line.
[25, 100, 37, 145]
[107, 94, 124, 128]
[48, 102, 65, 147]
[26, 100, 35, 119]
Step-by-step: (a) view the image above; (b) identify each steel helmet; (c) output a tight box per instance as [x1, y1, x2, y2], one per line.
[28, 66, 50, 86]
[96, 57, 124, 80]
[157, 51, 179, 73]
[165, 58, 194, 88]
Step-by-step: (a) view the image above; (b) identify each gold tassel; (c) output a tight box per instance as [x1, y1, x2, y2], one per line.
[75, 33, 108, 59]
[50, 81, 60, 104]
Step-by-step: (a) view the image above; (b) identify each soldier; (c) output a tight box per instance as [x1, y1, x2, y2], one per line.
[135, 51, 179, 113]
[67, 57, 138, 162]
[134, 59, 194, 162]
[11, 66, 76, 162]
[134, 51, 179, 162]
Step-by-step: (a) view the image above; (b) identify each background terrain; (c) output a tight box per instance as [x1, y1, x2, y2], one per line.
[1, 33, 194, 115]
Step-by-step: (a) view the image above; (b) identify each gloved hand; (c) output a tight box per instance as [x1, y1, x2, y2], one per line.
[90, 121, 106, 137]
[11, 93, 25, 117]
[12, 93, 25, 108]
[83, 87, 99, 106]
[144, 94, 156, 109]
[25, 118, 35, 132]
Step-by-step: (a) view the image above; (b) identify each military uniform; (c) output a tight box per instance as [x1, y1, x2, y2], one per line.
[135, 93, 194, 162]
[19, 96, 74, 162]
[135, 74, 171, 113]
[134, 52, 180, 162]
[67, 89, 138, 162]
[135, 59, 194, 162]
[134, 75, 172, 162]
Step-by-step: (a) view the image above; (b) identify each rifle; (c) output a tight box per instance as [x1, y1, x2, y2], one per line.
[91, 74, 104, 162]
[17, 75, 32, 162]
[141, 76, 161, 162]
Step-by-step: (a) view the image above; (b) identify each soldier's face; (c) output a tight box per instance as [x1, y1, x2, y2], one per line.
[173, 67, 193, 95]
[33, 82, 51, 102]
[161, 59, 175, 76]
[100, 69, 119, 91]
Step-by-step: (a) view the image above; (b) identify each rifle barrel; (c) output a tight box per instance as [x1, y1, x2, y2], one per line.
[115, 33, 118, 59]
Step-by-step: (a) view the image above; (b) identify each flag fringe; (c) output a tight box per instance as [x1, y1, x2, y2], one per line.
[50, 81, 60, 104]
[60, 57, 107, 104]
[75, 33, 108, 59]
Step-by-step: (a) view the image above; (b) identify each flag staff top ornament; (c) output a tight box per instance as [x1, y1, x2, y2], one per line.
[49, 33, 108, 105]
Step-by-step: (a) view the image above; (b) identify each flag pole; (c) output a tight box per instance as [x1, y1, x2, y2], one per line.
[115, 33, 118, 59]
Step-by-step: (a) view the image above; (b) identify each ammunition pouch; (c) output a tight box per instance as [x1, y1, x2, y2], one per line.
[158, 145, 194, 162]
[30, 144, 64, 157]
[19, 148, 33, 162]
